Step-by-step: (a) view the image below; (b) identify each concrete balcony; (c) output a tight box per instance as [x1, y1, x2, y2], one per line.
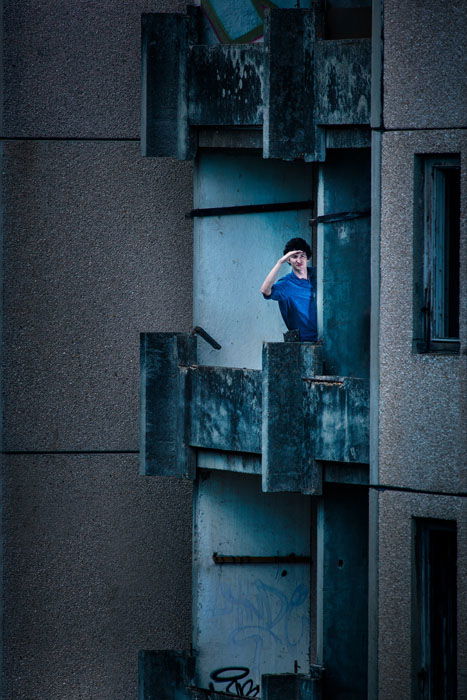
[141, 7, 371, 161]
[140, 332, 369, 495]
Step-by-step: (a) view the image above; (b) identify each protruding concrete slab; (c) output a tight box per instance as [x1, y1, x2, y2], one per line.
[140, 336, 369, 484]
[140, 333, 197, 477]
[141, 11, 197, 158]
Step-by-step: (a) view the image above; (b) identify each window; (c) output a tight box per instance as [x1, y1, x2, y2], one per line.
[413, 519, 457, 700]
[414, 155, 461, 353]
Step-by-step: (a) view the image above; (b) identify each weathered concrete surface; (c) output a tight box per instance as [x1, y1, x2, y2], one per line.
[315, 39, 371, 126]
[262, 342, 323, 494]
[383, 0, 466, 129]
[189, 366, 262, 454]
[263, 8, 319, 161]
[141, 7, 371, 161]
[1, 0, 187, 138]
[375, 490, 466, 700]
[142, 12, 196, 159]
[378, 130, 466, 492]
[2, 141, 193, 451]
[189, 45, 264, 126]
[192, 470, 311, 690]
[141, 335, 368, 483]
[2, 454, 193, 700]
[304, 376, 369, 463]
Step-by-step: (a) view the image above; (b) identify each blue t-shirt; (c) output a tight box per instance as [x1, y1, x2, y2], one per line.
[263, 268, 318, 341]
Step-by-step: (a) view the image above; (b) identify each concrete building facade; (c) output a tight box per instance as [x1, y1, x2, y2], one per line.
[370, 1, 466, 697]
[1, 1, 465, 699]
[1, 2, 195, 698]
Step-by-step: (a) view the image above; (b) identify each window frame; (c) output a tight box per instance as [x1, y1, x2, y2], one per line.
[412, 518, 457, 700]
[413, 154, 461, 354]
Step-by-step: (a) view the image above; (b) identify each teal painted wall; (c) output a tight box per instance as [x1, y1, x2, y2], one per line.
[317, 149, 371, 378]
[194, 151, 313, 369]
[318, 484, 368, 699]
[193, 470, 311, 692]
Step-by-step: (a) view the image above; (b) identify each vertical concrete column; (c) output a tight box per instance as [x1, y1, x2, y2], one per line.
[263, 8, 323, 161]
[140, 332, 197, 477]
[141, 11, 197, 159]
[262, 342, 323, 494]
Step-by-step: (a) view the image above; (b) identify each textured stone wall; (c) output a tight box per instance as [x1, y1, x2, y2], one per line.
[383, 0, 466, 129]
[378, 129, 466, 493]
[1, 2, 194, 698]
[375, 490, 466, 700]
[371, 1, 467, 697]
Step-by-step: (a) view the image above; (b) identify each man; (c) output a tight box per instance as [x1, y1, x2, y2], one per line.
[260, 237, 318, 341]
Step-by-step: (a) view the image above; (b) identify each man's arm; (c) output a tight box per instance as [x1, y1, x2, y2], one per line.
[260, 250, 300, 296]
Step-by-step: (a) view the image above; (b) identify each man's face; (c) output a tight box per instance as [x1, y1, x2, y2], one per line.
[289, 251, 308, 274]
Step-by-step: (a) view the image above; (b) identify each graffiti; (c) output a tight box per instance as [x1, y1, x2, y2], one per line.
[200, 0, 280, 44]
[199, 1, 313, 45]
[209, 666, 260, 697]
[211, 577, 308, 681]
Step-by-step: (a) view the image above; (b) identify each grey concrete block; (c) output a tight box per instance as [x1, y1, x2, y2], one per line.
[2, 453, 193, 700]
[378, 130, 466, 492]
[1, 0, 187, 138]
[2, 140, 193, 450]
[375, 491, 466, 700]
[383, 0, 466, 129]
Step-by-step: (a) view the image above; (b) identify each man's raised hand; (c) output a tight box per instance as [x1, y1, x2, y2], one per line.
[279, 250, 303, 264]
